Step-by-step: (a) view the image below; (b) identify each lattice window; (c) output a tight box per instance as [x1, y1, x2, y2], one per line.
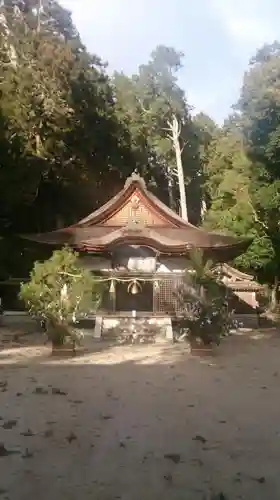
[153, 277, 184, 314]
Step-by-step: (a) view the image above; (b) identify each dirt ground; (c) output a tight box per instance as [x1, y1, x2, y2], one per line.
[0, 328, 280, 500]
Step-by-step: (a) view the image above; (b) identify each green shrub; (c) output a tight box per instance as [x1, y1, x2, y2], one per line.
[174, 250, 234, 346]
[19, 247, 102, 347]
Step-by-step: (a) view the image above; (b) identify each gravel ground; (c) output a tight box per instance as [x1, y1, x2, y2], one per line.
[0, 327, 279, 500]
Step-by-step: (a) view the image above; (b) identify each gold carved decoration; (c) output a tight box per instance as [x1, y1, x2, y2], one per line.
[103, 190, 167, 227]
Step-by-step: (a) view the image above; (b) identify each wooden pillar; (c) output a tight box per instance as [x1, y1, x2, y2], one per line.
[153, 278, 159, 314]
[112, 285, 116, 313]
[200, 284, 205, 299]
[109, 278, 116, 313]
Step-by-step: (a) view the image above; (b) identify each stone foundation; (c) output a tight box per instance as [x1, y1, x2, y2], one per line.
[96, 316, 173, 343]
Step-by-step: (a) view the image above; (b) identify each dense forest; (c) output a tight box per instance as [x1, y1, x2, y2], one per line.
[1, 1, 280, 304]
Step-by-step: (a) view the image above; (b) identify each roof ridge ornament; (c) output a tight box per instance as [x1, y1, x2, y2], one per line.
[124, 171, 146, 189]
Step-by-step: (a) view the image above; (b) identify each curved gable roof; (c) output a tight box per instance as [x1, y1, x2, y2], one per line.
[20, 173, 252, 261]
[75, 173, 193, 229]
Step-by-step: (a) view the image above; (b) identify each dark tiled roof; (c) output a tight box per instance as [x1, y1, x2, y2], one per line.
[21, 174, 252, 260]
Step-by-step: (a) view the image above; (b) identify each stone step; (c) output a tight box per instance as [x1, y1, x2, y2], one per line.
[234, 313, 259, 329]
[100, 316, 173, 342]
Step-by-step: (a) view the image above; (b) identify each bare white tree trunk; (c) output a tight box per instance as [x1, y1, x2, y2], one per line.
[271, 276, 279, 311]
[167, 169, 176, 211]
[200, 196, 207, 221]
[37, 0, 42, 33]
[139, 103, 188, 220]
[167, 114, 188, 221]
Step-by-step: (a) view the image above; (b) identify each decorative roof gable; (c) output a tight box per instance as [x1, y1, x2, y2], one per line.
[76, 173, 187, 228]
[102, 190, 173, 227]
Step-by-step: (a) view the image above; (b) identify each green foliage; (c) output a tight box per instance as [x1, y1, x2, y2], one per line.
[192, 113, 217, 172]
[2, 0, 280, 307]
[236, 42, 280, 288]
[19, 248, 102, 344]
[200, 41, 280, 300]
[0, 3, 202, 241]
[113, 45, 201, 218]
[202, 116, 279, 285]
[175, 251, 234, 346]
[188, 248, 214, 284]
[0, 1, 134, 235]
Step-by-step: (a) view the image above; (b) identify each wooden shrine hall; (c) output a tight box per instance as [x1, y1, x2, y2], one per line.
[23, 173, 252, 325]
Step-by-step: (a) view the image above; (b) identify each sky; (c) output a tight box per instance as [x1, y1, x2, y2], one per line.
[61, 0, 280, 124]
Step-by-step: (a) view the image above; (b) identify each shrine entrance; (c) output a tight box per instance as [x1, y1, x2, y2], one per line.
[100, 273, 187, 316]
[115, 281, 153, 312]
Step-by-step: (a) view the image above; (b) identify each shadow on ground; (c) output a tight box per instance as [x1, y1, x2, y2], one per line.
[0, 328, 280, 500]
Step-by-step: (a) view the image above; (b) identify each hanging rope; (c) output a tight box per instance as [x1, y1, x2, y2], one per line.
[58, 271, 171, 284]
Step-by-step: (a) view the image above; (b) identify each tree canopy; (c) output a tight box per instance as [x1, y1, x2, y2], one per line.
[1, 1, 280, 304]
[202, 42, 280, 303]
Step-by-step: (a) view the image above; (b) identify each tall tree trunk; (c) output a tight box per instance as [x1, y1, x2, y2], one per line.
[168, 114, 188, 221]
[37, 0, 42, 33]
[200, 196, 207, 221]
[271, 276, 279, 311]
[167, 172, 176, 211]
[175, 134, 188, 221]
